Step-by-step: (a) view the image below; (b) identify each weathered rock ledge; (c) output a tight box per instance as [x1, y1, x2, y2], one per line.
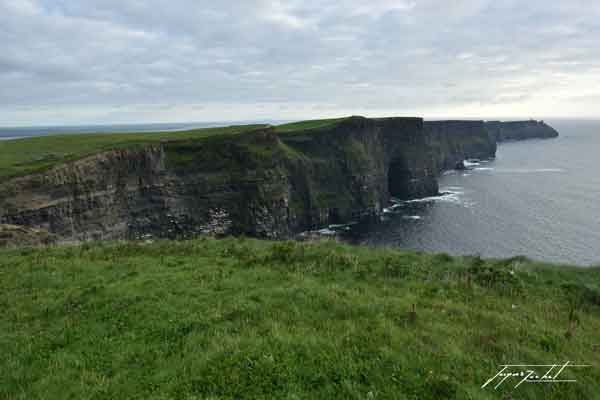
[0, 224, 57, 247]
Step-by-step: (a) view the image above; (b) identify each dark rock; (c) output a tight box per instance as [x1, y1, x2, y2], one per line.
[485, 120, 559, 142]
[0, 117, 499, 242]
[423, 120, 498, 172]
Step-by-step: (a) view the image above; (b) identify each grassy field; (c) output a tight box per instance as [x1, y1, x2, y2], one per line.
[0, 125, 265, 181]
[1, 238, 599, 399]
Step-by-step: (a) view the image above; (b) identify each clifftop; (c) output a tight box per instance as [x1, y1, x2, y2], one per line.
[0, 124, 268, 182]
[0, 117, 559, 182]
[485, 120, 559, 141]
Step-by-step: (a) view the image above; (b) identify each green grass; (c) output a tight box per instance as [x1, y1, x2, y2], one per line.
[1, 238, 599, 399]
[0, 117, 351, 182]
[274, 117, 348, 133]
[0, 125, 265, 181]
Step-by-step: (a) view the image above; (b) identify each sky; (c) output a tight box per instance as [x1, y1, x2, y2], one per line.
[1, 0, 599, 126]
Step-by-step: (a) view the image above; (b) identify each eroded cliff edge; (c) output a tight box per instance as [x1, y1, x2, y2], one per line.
[0, 117, 501, 241]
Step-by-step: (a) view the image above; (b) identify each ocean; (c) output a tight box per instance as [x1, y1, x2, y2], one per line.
[0, 121, 282, 141]
[346, 119, 600, 266]
[1, 119, 598, 266]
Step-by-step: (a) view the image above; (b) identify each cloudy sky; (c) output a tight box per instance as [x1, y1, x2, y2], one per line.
[1, 0, 599, 126]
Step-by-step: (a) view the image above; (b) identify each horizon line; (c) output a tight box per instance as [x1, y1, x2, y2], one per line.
[1, 115, 599, 130]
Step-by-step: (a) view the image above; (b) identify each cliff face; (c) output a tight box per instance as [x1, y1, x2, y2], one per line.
[424, 121, 497, 170]
[0, 117, 497, 241]
[0, 130, 295, 241]
[485, 120, 559, 141]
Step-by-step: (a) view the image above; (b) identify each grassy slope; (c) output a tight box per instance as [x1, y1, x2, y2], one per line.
[1, 238, 599, 399]
[0, 117, 349, 182]
[0, 125, 265, 181]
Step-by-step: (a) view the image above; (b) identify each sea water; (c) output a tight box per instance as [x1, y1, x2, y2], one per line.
[346, 119, 600, 266]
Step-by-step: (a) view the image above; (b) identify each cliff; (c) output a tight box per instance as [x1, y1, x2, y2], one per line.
[485, 120, 559, 141]
[423, 121, 497, 170]
[0, 117, 497, 241]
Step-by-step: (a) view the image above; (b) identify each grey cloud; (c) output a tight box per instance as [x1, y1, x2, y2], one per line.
[1, 0, 599, 125]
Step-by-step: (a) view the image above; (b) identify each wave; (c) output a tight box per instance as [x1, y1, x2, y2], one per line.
[317, 228, 337, 236]
[383, 203, 407, 213]
[399, 188, 475, 208]
[404, 191, 461, 205]
[463, 159, 481, 167]
[402, 215, 422, 220]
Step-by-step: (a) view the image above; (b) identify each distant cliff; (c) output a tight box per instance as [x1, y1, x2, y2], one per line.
[485, 120, 559, 141]
[423, 121, 497, 170]
[0, 117, 497, 241]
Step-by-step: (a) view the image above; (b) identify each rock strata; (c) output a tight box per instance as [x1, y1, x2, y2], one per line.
[0, 116, 556, 242]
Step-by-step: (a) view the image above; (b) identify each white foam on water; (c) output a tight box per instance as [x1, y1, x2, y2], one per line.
[384, 203, 407, 214]
[404, 192, 461, 205]
[317, 228, 337, 236]
[329, 223, 355, 231]
[463, 160, 481, 167]
[402, 215, 422, 220]
[328, 224, 346, 229]
[401, 186, 476, 208]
